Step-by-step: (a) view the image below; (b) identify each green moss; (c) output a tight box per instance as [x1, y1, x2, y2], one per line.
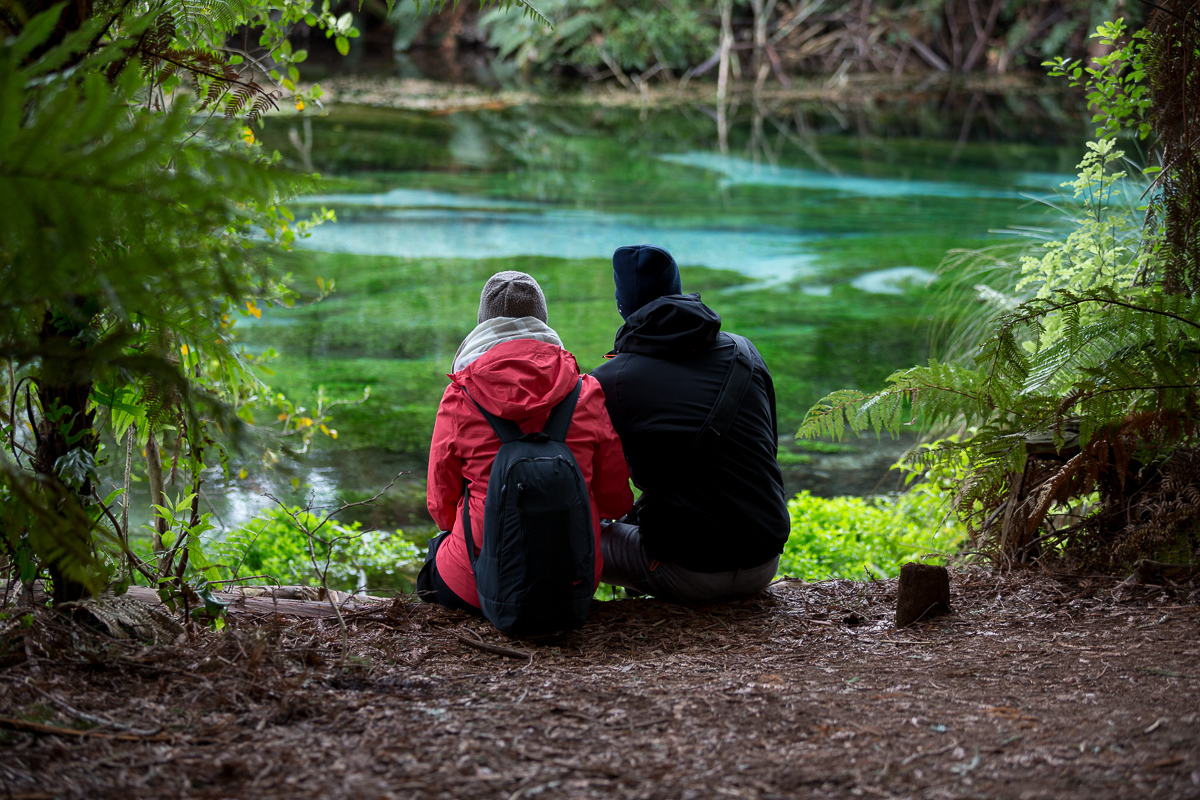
[241, 248, 956, 453]
[241, 103, 1075, 457]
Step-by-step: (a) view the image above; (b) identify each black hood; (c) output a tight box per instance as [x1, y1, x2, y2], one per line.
[612, 293, 722, 358]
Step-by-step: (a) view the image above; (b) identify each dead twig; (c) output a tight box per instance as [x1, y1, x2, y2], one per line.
[454, 633, 531, 661]
[0, 716, 169, 741]
[21, 679, 162, 736]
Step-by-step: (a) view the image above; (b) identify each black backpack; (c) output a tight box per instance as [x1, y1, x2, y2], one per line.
[461, 378, 595, 636]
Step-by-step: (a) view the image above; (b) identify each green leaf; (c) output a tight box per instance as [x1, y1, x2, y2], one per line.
[335, 35, 349, 55]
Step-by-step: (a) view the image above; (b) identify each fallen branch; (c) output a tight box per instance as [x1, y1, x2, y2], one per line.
[0, 716, 170, 741]
[455, 633, 531, 661]
[21, 680, 163, 737]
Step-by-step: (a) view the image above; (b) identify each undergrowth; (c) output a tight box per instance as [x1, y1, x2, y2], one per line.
[779, 448, 968, 580]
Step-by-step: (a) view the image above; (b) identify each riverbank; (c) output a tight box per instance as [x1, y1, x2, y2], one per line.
[303, 72, 1058, 114]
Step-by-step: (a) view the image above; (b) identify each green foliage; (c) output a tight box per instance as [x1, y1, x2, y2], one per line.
[481, 0, 716, 76]
[779, 450, 968, 580]
[1045, 18, 1153, 140]
[0, 0, 370, 602]
[219, 507, 422, 591]
[800, 17, 1200, 570]
[0, 0, 540, 604]
[127, 504, 423, 592]
[474, 0, 1137, 82]
[0, 10, 328, 600]
[1016, 139, 1151, 302]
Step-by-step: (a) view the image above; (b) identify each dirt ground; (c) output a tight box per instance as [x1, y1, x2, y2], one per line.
[2, 569, 1199, 800]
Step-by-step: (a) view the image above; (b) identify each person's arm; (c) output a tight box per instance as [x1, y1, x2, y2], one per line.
[426, 385, 464, 531]
[764, 365, 778, 450]
[749, 340, 779, 450]
[586, 379, 634, 519]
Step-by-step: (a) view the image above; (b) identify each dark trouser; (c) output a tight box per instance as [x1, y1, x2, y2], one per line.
[416, 532, 480, 614]
[600, 520, 779, 604]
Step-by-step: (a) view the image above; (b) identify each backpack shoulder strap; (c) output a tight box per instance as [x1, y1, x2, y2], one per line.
[461, 479, 479, 567]
[542, 378, 583, 443]
[462, 388, 524, 443]
[693, 333, 755, 451]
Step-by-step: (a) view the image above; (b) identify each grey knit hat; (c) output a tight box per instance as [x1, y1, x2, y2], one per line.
[478, 271, 548, 324]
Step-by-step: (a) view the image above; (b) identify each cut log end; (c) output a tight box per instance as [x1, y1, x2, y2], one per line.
[895, 563, 951, 628]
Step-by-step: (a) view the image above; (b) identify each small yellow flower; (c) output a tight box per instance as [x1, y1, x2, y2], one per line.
[277, 412, 288, 421]
[295, 98, 306, 111]
[180, 344, 189, 356]
[299, 417, 313, 427]
[241, 127, 255, 145]
[246, 300, 262, 319]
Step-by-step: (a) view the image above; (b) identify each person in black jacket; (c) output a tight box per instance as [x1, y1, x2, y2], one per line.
[591, 244, 789, 603]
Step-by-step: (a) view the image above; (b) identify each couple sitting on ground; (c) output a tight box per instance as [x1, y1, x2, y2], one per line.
[417, 244, 789, 633]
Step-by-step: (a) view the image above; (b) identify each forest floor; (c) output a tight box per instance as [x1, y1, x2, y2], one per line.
[2, 568, 1199, 800]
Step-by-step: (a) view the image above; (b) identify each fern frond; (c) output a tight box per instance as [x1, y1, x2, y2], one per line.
[476, 0, 552, 27]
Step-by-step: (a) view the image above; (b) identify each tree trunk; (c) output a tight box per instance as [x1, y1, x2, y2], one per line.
[751, 0, 777, 101]
[33, 303, 97, 604]
[716, 0, 734, 155]
[145, 431, 169, 573]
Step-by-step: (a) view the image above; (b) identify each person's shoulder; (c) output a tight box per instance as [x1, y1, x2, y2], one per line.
[436, 380, 470, 410]
[567, 375, 618, 433]
[589, 352, 624, 380]
[724, 331, 769, 368]
[579, 373, 607, 402]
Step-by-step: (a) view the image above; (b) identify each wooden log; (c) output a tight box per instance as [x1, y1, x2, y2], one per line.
[122, 585, 388, 618]
[3, 581, 388, 619]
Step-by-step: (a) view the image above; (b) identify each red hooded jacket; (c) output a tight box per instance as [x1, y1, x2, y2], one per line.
[428, 339, 633, 608]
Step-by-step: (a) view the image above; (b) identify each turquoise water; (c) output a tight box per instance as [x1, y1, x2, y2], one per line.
[286, 107, 1080, 285]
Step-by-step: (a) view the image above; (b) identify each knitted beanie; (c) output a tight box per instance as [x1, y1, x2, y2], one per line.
[612, 244, 682, 320]
[478, 271, 548, 324]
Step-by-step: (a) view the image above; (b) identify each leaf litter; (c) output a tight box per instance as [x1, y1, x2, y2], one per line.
[2, 568, 1199, 799]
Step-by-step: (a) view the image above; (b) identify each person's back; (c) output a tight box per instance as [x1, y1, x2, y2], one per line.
[419, 271, 633, 618]
[591, 245, 788, 602]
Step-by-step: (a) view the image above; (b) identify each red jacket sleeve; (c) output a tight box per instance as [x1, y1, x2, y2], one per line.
[585, 377, 633, 520]
[427, 384, 464, 532]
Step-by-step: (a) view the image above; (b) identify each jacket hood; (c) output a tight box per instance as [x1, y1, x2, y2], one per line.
[612, 293, 721, 357]
[452, 338, 579, 420]
[452, 316, 563, 373]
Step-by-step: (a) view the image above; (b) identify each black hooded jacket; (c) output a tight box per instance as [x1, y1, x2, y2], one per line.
[591, 294, 789, 572]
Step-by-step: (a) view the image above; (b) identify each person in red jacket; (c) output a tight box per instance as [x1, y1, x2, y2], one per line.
[419, 271, 633, 611]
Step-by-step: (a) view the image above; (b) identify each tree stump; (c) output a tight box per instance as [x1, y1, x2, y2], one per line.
[895, 563, 951, 628]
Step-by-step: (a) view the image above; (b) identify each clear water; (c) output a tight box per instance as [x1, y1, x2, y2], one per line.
[171, 101, 1087, 533]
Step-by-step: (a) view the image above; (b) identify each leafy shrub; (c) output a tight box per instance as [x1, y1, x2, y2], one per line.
[481, 0, 717, 77]
[800, 15, 1200, 571]
[217, 508, 423, 593]
[779, 454, 968, 580]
